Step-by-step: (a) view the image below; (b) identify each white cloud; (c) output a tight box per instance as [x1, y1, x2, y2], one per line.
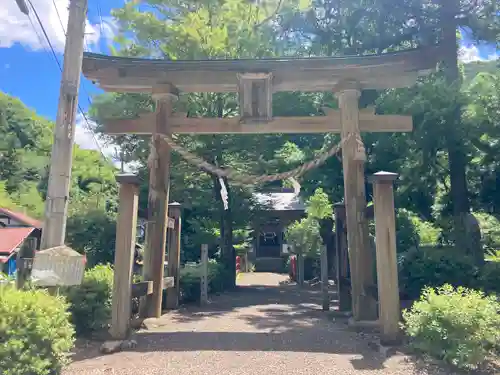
[0, 0, 116, 53]
[74, 113, 138, 172]
[74, 113, 110, 152]
[459, 45, 499, 63]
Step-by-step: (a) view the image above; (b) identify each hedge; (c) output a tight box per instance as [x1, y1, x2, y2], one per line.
[0, 285, 75, 375]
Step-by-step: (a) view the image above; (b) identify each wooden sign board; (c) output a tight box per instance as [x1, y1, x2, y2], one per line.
[167, 217, 175, 229]
[31, 246, 85, 287]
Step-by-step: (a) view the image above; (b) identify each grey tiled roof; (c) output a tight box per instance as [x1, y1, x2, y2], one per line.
[253, 192, 306, 211]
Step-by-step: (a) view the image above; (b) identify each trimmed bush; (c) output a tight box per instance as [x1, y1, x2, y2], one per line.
[177, 260, 228, 304]
[398, 248, 479, 300]
[0, 285, 75, 375]
[65, 264, 114, 336]
[403, 285, 500, 370]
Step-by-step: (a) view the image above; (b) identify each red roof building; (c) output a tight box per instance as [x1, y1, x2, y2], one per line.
[0, 208, 42, 275]
[0, 208, 42, 228]
[0, 227, 35, 264]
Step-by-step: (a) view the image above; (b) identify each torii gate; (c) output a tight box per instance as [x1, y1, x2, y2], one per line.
[82, 46, 442, 326]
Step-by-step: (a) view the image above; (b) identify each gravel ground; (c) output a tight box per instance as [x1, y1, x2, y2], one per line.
[64, 273, 454, 375]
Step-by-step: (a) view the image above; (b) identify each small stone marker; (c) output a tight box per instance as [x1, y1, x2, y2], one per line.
[200, 244, 208, 305]
[31, 245, 85, 287]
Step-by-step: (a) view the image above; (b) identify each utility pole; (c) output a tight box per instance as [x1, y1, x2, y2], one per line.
[14, 0, 89, 249]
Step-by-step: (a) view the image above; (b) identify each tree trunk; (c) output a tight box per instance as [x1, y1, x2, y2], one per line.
[222, 176, 235, 288]
[212, 93, 236, 289]
[319, 218, 336, 278]
[212, 174, 236, 289]
[440, 0, 473, 257]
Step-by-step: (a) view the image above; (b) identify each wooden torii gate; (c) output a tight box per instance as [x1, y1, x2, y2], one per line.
[82, 47, 442, 325]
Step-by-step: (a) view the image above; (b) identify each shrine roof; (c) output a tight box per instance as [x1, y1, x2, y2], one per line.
[253, 192, 306, 211]
[82, 45, 443, 93]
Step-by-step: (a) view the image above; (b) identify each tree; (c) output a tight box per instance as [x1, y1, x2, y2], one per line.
[0, 91, 118, 256]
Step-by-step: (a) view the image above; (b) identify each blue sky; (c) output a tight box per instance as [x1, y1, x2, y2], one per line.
[0, 0, 498, 155]
[0, 0, 120, 155]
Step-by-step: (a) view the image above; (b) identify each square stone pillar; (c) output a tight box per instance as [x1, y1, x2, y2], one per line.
[110, 174, 140, 340]
[333, 203, 351, 312]
[368, 171, 401, 345]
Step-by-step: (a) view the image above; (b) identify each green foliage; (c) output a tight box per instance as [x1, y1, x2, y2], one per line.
[403, 285, 500, 370]
[398, 248, 479, 300]
[66, 210, 117, 267]
[305, 188, 333, 220]
[394, 209, 441, 251]
[177, 260, 229, 303]
[412, 218, 441, 246]
[65, 265, 114, 336]
[395, 209, 420, 252]
[479, 261, 500, 295]
[474, 212, 500, 252]
[486, 250, 500, 262]
[286, 217, 322, 256]
[0, 285, 75, 375]
[0, 92, 117, 221]
[286, 188, 333, 256]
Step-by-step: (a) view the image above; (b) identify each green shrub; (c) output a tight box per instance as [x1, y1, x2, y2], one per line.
[475, 212, 500, 252]
[479, 261, 500, 295]
[66, 210, 117, 267]
[65, 264, 114, 336]
[395, 209, 420, 252]
[177, 260, 228, 303]
[486, 249, 500, 262]
[403, 285, 500, 370]
[0, 285, 75, 375]
[398, 248, 478, 300]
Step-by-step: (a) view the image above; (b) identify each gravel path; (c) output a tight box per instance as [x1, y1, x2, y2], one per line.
[64, 273, 452, 375]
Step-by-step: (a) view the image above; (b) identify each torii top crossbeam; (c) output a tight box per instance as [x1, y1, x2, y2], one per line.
[82, 46, 442, 93]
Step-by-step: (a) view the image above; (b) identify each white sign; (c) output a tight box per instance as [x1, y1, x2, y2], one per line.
[219, 178, 229, 210]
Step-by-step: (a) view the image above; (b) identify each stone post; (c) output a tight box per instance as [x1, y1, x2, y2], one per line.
[368, 171, 401, 345]
[110, 174, 140, 340]
[334, 203, 351, 312]
[200, 244, 208, 305]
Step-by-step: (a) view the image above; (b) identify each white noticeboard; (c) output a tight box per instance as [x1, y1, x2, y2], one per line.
[282, 244, 293, 254]
[31, 246, 86, 287]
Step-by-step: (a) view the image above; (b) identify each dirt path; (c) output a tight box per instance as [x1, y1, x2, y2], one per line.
[64, 273, 451, 375]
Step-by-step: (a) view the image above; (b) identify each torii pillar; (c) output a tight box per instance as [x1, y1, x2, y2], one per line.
[140, 83, 179, 319]
[336, 81, 378, 322]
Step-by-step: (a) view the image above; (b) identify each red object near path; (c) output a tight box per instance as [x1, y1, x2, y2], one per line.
[236, 256, 241, 272]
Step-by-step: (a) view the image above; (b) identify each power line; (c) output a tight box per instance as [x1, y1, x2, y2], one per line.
[51, 0, 66, 35]
[25, 0, 109, 162]
[96, 1, 105, 44]
[49, 0, 97, 108]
